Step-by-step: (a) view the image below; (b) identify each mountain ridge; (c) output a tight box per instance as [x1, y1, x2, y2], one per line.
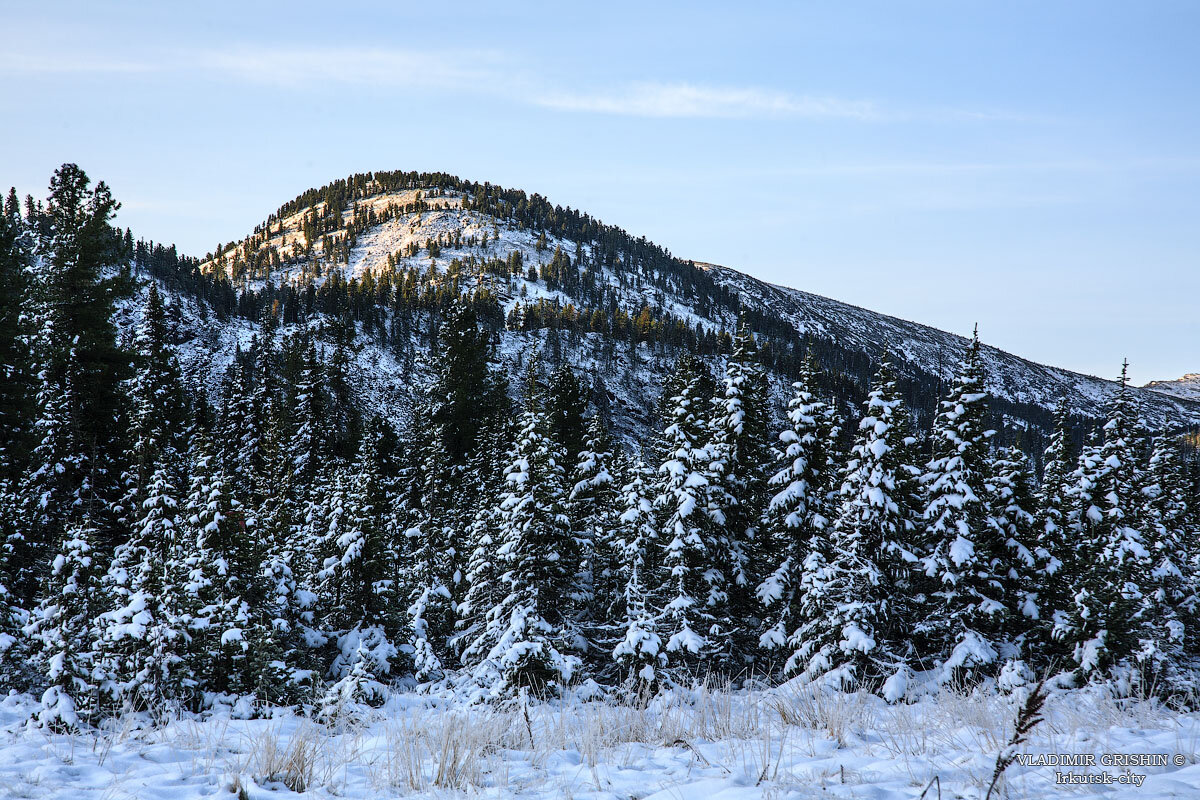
[1146, 373, 1200, 402]
[183, 170, 1200, 439]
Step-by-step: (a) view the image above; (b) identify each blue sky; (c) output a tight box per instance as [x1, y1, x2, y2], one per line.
[2, 1, 1197, 385]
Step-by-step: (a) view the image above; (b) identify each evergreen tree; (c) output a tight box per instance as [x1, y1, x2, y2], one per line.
[786, 361, 920, 696]
[568, 414, 617, 637]
[706, 322, 771, 664]
[1138, 434, 1190, 681]
[1035, 396, 1074, 658]
[23, 341, 85, 604]
[120, 283, 186, 528]
[757, 353, 841, 668]
[35, 164, 132, 537]
[0, 480, 27, 682]
[318, 423, 401, 682]
[180, 431, 259, 699]
[0, 197, 35, 482]
[413, 304, 506, 617]
[654, 356, 724, 674]
[1057, 364, 1153, 685]
[986, 446, 1042, 664]
[100, 463, 188, 709]
[611, 459, 666, 689]
[218, 356, 258, 498]
[327, 328, 362, 460]
[24, 522, 102, 730]
[546, 364, 588, 465]
[317, 632, 391, 724]
[463, 396, 580, 697]
[916, 329, 1005, 682]
[289, 337, 325, 486]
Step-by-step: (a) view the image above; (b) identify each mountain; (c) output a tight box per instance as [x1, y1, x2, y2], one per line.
[1145, 373, 1200, 403]
[171, 170, 1199, 447]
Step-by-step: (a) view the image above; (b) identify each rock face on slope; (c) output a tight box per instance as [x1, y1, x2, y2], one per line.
[174, 171, 1198, 443]
[1146, 374, 1200, 403]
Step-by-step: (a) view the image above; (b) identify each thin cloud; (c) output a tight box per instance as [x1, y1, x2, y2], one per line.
[0, 43, 509, 92]
[536, 81, 879, 120]
[1, 44, 1024, 124]
[194, 46, 509, 91]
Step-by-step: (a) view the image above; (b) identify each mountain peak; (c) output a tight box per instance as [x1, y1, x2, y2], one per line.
[196, 169, 1200, 433]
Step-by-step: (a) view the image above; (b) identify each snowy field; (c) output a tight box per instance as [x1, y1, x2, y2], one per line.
[2, 684, 1199, 799]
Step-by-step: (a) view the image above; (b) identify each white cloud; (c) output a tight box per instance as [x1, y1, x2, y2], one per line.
[536, 81, 878, 119]
[0, 44, 939, 123]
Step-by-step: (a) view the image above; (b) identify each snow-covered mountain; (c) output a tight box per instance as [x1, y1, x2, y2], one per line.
[1145, 373, 1200, 403]
[183, 172, 1200, 438]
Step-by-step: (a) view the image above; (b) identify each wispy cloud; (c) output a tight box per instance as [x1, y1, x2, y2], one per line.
[0, 43, 1024, 124]
[536, 81, 879, 120]
[0, 43, 509, 91]
[193, 46, 509, 91]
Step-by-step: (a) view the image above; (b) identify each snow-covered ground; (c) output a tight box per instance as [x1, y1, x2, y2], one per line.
[3, 684, 1199, 799]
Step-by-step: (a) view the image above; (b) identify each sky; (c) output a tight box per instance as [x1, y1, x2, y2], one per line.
[1, 1, 1197, 386]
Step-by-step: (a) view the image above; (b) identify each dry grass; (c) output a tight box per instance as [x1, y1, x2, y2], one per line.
[76, 681, 1191, 798]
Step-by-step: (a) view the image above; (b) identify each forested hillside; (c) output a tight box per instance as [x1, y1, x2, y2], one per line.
[2, 165, 1200, 730]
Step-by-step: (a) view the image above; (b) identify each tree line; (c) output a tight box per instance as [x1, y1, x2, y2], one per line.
[2, 165, 1199, 733]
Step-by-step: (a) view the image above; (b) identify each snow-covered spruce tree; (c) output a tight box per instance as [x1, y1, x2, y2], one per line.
[757, 351, 841, 672]
[0, 195, 34, 673]
[1056, 364, 1153, 686]
[787, 360, 921, 696]
[277, 337, 327, 681]
[179, 430, 260, 701]
[414, 302, 506, 627]
[1034, 396, 1075, 662]
[706, 322, 772, 666]
[24, 331, 85, 602]
[568, 413, 617, 644]
[30, 164, 132, 549]
[288, 336, 325, 488]
[324, 325, 361, 461]
[546, 362, 589, 466]
[218, 354, 257, 498]
[317, 635, 388, 728]
[24, 522, 102, 730]
[985, 446, 1043, 671]
[462, 370, 581, 697]
[244, 392, 312, 706]
[1138, 434, 1191, 683]
[0, 481, 28, 683]
[316, 422, 400, 703]
[1051, 431, 1103, 668]
[409, 357, 511, 682]
[0, 196, 36, 487]
[453, 392, 516, 659]
[248, 322, 280, 486]
[654, 355, 726, 676]
[915, 328, 1007, 683]
[100, 462, 189, 710]
[455, 498, 500, 671]
[0, 198, 34, 676]
[118, 283, 186, 529]
[611, 458, 666, 690]
[403, 386, 466, 684]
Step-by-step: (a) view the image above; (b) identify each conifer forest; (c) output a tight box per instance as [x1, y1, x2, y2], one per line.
[1, 164, 1199, 798]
